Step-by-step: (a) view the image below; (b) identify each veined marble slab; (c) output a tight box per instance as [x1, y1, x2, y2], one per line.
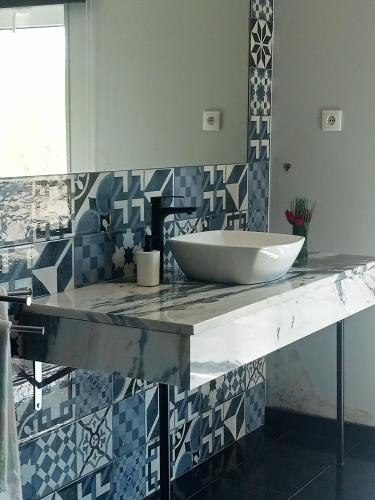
[21, 253, 375, 389]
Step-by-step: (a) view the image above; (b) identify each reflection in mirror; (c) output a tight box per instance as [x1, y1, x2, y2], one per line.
[0, 0, 249, 178]
[0, 2, 89, 178]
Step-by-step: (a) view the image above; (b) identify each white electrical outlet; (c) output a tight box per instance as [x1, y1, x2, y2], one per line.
[322, 110, 343, 132]
[203, 110, 221, 131]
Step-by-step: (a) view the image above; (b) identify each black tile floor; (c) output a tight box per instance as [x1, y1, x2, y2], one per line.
[163, 416, 375, 500]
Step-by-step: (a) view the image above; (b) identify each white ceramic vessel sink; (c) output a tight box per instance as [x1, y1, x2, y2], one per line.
[169, 230, 304, 285]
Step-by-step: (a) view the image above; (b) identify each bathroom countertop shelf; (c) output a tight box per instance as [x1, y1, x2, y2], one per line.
[21, 252, 375, 389]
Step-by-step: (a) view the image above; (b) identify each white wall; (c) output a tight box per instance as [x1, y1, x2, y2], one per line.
[269, 0, 375, 425]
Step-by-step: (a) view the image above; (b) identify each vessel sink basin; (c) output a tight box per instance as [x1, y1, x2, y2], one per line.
[169, 230, 305, 285]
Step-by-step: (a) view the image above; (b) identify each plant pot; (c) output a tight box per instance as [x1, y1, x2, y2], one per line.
[293, 224, 308, 267]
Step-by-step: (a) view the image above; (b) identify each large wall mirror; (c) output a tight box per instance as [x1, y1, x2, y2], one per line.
[0, 0, 250, 178]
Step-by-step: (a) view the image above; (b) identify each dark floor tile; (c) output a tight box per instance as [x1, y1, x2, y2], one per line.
[270, 429, 358, 468]
[224, 451, 329, 495]
[189, 479, 288, 500]
[292, 465, 375, 500]
[338, 441, 375, 479]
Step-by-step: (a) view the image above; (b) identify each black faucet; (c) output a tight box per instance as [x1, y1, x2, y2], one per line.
[151, 196, 197, 279]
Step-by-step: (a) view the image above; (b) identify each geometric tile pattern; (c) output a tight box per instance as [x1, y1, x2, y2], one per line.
[224, 393, 245, 445]
[249, 115, 271, 162]
[15, 371, 76, 442]
[32, 239, 73, 298]
[20, 423, 77, 499]
[112, 227, 145, 279]
[201, 366, 246, 412]
[112, 394, 146, 458]
[74, 173, 113, 236]
[202, 165, 226, 217]
[75, 371, 113, 419]
[172, 417, 201, 480]
[201, 404, 224, 461]
[174, 166, 203, 219]
[111, 447, 146, 500]
[111, 170, 145, 230]
[249, 161, 269, 212]
[171, 386, 201, 429]
[145, 438, 159, 496]
[249, 209, 268, 232]
[249, 68, 272, 117]
[252, 0, 273, 22]
[225, 211, 248, 231]
[50, 464, 112, 500]
[250, 19, 273, 69]
[76, 407, 113, 478]
[225, 164, 248, 212]
[145, 386, 159, 442]
[246, 358, 266, 389]
[245, 382, 266, 433]
[74, 232, 114, 288]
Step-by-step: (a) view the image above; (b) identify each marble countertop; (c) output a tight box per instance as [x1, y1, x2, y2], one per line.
[22, 252, 375, 388]
[29, 253, 375, 336]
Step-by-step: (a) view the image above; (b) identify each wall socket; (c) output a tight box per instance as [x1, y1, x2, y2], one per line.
[322, 110, 343, 132]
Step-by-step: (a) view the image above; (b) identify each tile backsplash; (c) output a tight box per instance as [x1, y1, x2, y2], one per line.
[0, 163, 268, 298]
[2, 0, 274, 497]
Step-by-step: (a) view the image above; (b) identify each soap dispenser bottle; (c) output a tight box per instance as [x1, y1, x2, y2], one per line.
[136, 235, 160, 287]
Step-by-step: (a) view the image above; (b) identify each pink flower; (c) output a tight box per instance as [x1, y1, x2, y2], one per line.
[295, 214, 303, 227]
[285, 210, 295, 225]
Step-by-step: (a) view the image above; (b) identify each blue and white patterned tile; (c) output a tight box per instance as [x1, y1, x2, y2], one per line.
[246, 358, 266, 390]
[145, 385, 159, 442]
[74, 232, 114, 287]
[249, 68, 272, 117]
[249, 209, 268, 232]
[225, 164, 248, 212]
[112, 393, 146, 459]
[112, 446, 146, 500]
[144, 168, 174, 225]
[245, 382, 266, 434]
[145, 438, 159, 496]
[249, 116, 271, 162]
[111, 170, 145, 231]
[174, 166, 203, 219]
[250, 18, 273, 69]
[249, 162, 269, 213]
[202, 165, 226, 217]
[172, 416, 201, 480]
[0, 176, 73, 248]
[76, 406, 113, 478]
[0, 244, 34, 292]
[252, 0, 273, 22]
[75, 371, 113, 419]
[112, 374, 153, 404]
[112, 227, 145, 279]
[224, 393, 245, 445]
[201, 366, 246, 412]
[225, 211, 248, 231]
[15, 371, 76, 442]
[20, 422, 77, 500]
[74, 173, 113, 236]
[171, 385, 201, 429]
[174, 218, 203, 237]
[32, 239, 73, 298]
[201, 403, 224, 462]
[49, 463, 112, 500]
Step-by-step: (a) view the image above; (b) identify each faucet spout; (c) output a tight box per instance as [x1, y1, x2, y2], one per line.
[150, 196, 198, 279]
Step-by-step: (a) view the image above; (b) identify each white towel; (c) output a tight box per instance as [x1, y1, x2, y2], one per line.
[0, 289, 22, 500]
